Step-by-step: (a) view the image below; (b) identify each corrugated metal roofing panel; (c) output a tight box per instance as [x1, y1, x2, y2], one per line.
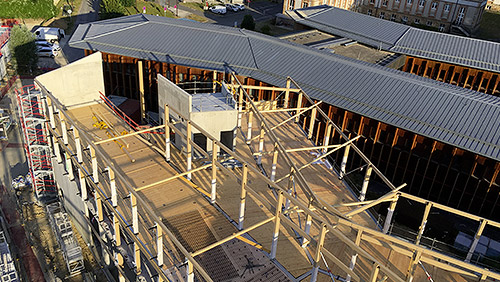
[290, 6, 500, 73]
[69, 15, 500, 161]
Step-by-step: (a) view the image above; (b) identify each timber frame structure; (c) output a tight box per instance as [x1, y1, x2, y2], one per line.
[94, 50, 500, 223]
[36, 68, 500, 281]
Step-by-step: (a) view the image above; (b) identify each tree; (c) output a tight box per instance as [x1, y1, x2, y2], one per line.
[9, 25, 38, 74]
[240, 15, 255, 30]
[100, 0, 126, 19]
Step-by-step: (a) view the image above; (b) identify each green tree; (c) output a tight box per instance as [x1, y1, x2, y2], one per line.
[9, 25, 38, 74]
[100, 0, 126, 19]
[260, 24, 271, 35]
[240, 15, 255, 30]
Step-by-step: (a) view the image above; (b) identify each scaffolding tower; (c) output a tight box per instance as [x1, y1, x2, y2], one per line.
[15, 86, 57, 203]
[46, 202, 85, 275]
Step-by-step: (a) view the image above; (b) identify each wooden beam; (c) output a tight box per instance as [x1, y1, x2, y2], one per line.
[94, 124, 165, 145]
[135, 164, 212, 192]
[344, 185, 404, 218]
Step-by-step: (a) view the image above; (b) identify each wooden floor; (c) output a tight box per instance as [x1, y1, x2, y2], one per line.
[65, 103, 481, 282]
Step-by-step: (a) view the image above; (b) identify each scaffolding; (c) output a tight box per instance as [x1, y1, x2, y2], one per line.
[15, 86, 56, 203]
[46, 202, 85, 275]
[0, 221, 19, 282]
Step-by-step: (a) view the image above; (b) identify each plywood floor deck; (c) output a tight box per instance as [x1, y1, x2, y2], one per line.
[65, 103, 479, 282]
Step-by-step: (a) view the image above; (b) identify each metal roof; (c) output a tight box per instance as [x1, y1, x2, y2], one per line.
[69, 14, 500, 161]
[288, 6, 500, 73]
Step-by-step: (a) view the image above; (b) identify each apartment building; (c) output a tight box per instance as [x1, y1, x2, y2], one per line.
[358, 0, 486, 34]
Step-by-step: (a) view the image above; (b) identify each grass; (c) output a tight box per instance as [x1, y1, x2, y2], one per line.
[48, 0, 84, 33]
[476, 10, 500, 42]
[124, 1, 176, 17]
[186, 13, 210, 23]
[180, 2, 206, 11]
[0, 0, 57, 19]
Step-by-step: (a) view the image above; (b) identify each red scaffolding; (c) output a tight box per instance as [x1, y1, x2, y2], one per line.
[15, 85, 57, 203]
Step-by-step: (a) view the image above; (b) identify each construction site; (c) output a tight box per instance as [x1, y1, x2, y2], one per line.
[0, 38, 488, 282]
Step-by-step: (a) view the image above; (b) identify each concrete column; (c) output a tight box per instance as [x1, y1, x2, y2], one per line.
[90, 146, 99, 183]
[138, 60, 146, 123]
[246, 111, 253, 144]
[52, 135, 62, 163]
[60, 115, 68, 145]
[270, 144, 279, 182]
[78, 168, 87, 200]
[157, 223, 164, 267]
[295, 91, 303, 123]
[186, 259, 194, 282]
[74, 130, 83, 163]
[359, 165, 372, 201]
[466, 219, 487, 262]
[131, 194, 140, 273]
[310, 223, 327, 282]
[210, 142, 218, 204]
[308, 107, 317, 140]
[323, 123, 332, 154]
[47, 98, 56, 129]
[186, 121, 192, 181]
[113, 211, 121, 247]
[382, 195, 399, 234]
[270, 191, 284, 259]
[65, 152, 74, 180]
[164, 104, 171, 162]
[340, 144, 351, 179]
[284, 78, 291, 109]
[238, 164, 248, 230]
[257, 122, 265, 165]
[109, 168, 117, 208]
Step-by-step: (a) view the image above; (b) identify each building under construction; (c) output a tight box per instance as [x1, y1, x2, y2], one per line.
[24, 14, 500, 282]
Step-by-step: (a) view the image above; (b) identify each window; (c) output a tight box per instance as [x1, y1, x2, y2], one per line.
[302, 2, 308, 7]
[439, 23, 445, 31]
[407, 0, 412, 5]
[456, 7, 465, 24]
[414, 18, 420, 24]
[444, 3, 450, 12]
[390, 14, 397, 21]
[367, 9, 373, 15]
[431, 2, 437, 9]
[289, 0, 295, 9]
[419, 0, 424, 7]
[426, 20, 432, 26]
[402, 16, 408, 23]
[395, 0, 400, 3]
[383, 0, 388, 6]
[379, 12, 385, 19]
[370, 0, 375, 4]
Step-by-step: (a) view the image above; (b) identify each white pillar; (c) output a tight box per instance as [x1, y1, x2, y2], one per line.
[210, 142, 218, 204]
[90, 146, 99, 183]
[466, 219, 487, 262]
[186, 121, 192, 181]
[164, 104, 171, 162]
[238, 164, 248, 230]
[382, 195, 399, 234]
[270, 192, 284, 259]
[246, 111, 253, 144]
[359, 165, 372, 201]
[340, 144, 350, 178]
[270, 144, 279, 182]
[157, 222, 164, 267]
[257, 122, 265, 165]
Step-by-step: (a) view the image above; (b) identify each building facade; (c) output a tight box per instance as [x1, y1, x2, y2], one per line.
[358, 0, 486, 33]
[283, 0, 358, 14]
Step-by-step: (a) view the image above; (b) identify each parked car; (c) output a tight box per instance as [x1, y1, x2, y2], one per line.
[36, 45, 58, 58]
[225, 4, 239, 11]
[35, 40, 61, 51]
[209, 5, 227, 14]
[234, 3, 245, 10]
[33, 27, 65, 43]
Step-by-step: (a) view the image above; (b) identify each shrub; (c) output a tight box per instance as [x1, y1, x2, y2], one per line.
[9, 25, 38, 74]
[260, 24, 271, 35]
[0, 0, 57, 19]
[240, 14, 255, 30]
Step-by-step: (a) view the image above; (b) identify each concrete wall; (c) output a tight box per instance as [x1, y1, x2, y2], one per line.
[52, 158, 90, 243]
[157, 74, 192, 120]
[191, 109, 238, 153]
[35, 52, 104, 109]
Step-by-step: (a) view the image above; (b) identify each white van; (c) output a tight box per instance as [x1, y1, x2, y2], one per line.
[209, 6, 227, 14]
[33, 27, 65, 43]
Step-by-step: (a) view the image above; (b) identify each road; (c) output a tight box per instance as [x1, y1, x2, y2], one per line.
[62, 0, 102, 63]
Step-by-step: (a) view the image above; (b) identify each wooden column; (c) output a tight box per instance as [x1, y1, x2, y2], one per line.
[270, 144, 279, 182]
[157, 222, 164, 267]
[284, 78, 291, 108]
[257, 122, 265, 165]
[382, 194, 399, 234]
[165, 104, 171, 162]
[246, 111, 253, 144]
[340, 144, 351, 178]
[295, 91, 303, 123]
[308, 106, 317, 140]
[138, 60, 146, 123]
[74, 130, 82, 163]
[415, 202, 432, 245]
[210, 142, 218, 204]
[90, 146, 98, 183]
[270, 191, 284, 259]
[346, 229, 362, 282]
[359, 165, 373, 201]
[186, 121, 192, 181]
[310, 223, 327, 282]
[465, 219, 487, 262]
[238, 164, 248, 230]
[323, 123, 332, 153]
[131, 193, 140, 273]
